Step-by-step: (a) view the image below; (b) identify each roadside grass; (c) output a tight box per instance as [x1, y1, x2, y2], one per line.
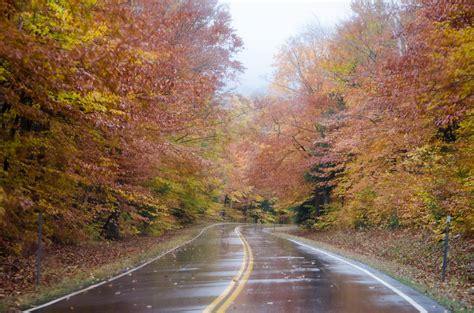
[271, 228, 473, 313]
[1, 221, 220, 312]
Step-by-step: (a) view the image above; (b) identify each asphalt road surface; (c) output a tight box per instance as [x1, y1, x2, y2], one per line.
[28, 224, 446, 313]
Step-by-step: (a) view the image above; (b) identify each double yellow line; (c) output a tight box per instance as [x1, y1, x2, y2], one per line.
[203, 226, 254, 313]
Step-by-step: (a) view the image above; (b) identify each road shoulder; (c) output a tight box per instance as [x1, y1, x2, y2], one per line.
[267, 228, 452, 313]
[2, 222, 225, 313]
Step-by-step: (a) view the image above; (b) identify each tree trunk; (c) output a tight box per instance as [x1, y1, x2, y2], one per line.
[103, 210, 120, 240]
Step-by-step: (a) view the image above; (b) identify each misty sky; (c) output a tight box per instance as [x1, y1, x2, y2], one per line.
[223, 0, 353, 95]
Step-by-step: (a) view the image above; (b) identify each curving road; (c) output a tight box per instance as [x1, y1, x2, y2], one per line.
[28, 224, 446, 313]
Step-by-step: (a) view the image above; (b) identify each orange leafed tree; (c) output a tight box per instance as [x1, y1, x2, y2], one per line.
[241, 0, 473, 234]
[0, 0, 242, 252]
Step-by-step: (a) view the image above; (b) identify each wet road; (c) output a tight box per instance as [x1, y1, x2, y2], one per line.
[231, 227, 442, 313]
[30, 224, 445, 313]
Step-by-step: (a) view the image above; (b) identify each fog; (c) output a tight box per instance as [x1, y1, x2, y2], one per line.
[223, 0, 353, 95]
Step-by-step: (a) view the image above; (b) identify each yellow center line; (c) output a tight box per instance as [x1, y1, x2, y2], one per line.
[203, 226, 254, 313]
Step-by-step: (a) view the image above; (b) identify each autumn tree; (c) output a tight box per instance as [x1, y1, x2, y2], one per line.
[0, 0, 242, 253]
[243, 0, 473, 235]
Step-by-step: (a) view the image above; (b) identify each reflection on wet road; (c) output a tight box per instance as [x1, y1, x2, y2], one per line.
[230, 228, 436, 313]
[37, 224, 243, 313]
[34, 224, 444, 313]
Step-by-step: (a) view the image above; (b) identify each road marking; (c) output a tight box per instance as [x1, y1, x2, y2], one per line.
[216, 228, 254, 313]
[265, 230, 428, 313]
[23, 223, 232, 313]
[204, 226, 254, 313]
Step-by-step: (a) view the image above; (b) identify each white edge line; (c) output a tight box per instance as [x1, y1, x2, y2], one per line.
[264, 230, 428, 313]
[23, 223, 232, 313]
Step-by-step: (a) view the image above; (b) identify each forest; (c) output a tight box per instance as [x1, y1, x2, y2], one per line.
[0, 0, 472, 304]
[1, 0, 245, 254]
[233, 0, 473, 238]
